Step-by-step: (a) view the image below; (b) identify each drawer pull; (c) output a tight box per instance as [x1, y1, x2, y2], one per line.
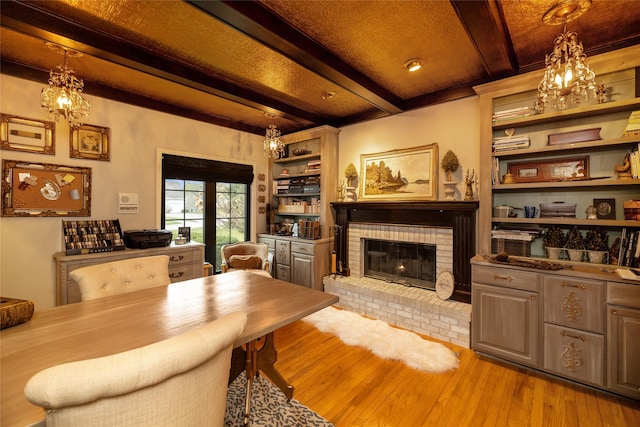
[493, 274, 513, 282]
[170, 255, 184, 262]
[169, 271, 184, 279]
[560, 281, 586, 290]
[561, 330, 586, 342]
[530, 296, 536, 301]
[611, 309, 617, 315]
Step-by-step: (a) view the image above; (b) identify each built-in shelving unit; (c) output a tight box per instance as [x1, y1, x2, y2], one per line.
[475, 45, 640, 267]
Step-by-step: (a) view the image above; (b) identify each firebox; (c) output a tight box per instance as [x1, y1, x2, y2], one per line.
[363, 239, 436, 289]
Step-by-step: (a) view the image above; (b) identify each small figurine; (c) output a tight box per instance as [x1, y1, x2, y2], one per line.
[615, 153, 632, 179]
[586, 205, 597, 220]
[464, 169, 476, 201]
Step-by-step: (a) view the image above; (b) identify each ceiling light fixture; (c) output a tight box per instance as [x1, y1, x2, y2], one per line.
[41, 41, 90, 127]
[403, 59, 423, 72]
[262, 117, 285, 159]
[537, 0, 597, 111]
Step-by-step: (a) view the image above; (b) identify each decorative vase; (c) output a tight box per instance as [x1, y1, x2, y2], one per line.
[443, 181, 456, 201]
[567, 249, 585, 262]
[587, 250, 607, 264]
[546, 246, 563, 260]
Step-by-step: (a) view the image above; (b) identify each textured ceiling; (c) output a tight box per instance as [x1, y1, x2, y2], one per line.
[1, 0, 639, 136]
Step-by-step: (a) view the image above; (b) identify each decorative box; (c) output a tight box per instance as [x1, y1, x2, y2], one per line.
[547, 127, 601, 145]
[540, 202, 577, 218]
[491, 239, 531, 257]
[624, 200, 640, 221]
[63, 219, 125, 255]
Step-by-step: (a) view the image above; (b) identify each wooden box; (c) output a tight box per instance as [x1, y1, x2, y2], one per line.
[547, 127, 601, 145]
[1, 297, 34, 329]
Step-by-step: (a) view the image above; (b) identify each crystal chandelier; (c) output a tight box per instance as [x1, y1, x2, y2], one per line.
[41, 42, 90, 127]
[537, 0, 597, 111]
[263, 124, 285, 158]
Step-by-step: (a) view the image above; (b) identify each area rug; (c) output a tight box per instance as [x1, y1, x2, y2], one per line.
[303, 306, 459, 373]
[225, 372, 334, 427]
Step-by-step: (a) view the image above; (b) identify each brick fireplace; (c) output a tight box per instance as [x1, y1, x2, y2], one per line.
[326, 201, 478, 347]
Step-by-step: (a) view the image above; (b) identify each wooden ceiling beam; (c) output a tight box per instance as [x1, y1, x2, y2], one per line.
[187, 0, 405, 115]
[450, 0, 518, 78]
[0, 0, 323, 126]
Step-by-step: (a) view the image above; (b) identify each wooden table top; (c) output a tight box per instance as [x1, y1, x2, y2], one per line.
[0, 271, 338, 427]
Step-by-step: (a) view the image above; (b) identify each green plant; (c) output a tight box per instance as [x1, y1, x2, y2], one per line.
[543, 226, 565, 248]
[564, 227, 585, 250]
[441, 150, 460, 181]
[585, 229, 609, 251]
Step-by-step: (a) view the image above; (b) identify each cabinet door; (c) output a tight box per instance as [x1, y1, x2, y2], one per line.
[291, 252, 314, 288]
[472, 283, 539, 367]
[543, 323, 604, 387]
[607, 306, 640, 399]
[275, 240, 290, 266]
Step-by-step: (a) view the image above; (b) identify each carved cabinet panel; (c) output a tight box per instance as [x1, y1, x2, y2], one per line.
[543, 276, 604, 334]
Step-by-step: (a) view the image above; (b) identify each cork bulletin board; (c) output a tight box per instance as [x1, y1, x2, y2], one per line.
[1, 160, 91, 217]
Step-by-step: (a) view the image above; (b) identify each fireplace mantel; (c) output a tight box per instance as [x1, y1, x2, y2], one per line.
[331, 201, 479, 303]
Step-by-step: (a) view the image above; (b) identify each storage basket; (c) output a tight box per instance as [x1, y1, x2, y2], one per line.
[491, 238, 531, 257]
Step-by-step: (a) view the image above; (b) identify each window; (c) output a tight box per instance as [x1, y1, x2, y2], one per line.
[161, 154, 253, 271]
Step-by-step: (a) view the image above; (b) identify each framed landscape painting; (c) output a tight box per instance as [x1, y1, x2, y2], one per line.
[359, 143, 438, 201]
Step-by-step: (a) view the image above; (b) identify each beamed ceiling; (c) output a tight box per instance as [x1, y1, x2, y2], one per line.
[1, 0, 640, 136]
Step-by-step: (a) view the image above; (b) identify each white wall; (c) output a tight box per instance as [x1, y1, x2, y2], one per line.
[0, 74, 269, 309]
[337, 96, 480, 201]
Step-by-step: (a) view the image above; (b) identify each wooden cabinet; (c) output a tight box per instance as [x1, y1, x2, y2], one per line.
[54, 242, 204, 305]
[472, 256, 640, 400]
[259, 234, 331, 290]
[474, 46, 640, 266]
[472, 265, 540, 367]
[607, 281, 640, 399]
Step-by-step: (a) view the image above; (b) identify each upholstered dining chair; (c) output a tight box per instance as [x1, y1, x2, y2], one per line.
[69, 255, 171, 301]
[24, 311, 247, 427]
[220, 242, 271, 276]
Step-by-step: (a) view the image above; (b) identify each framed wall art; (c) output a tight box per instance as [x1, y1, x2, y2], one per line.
[1, 159, 91, 217]
[507, 156, 589, 183]
[70, 124, 110, 161]
[359, 143, 439, 201]
[0, 114, 55, 155]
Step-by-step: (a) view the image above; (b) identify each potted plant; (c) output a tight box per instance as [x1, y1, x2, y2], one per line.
[565, 226, 585, 262]
[585, 229, 609, 264]
[543, 226, 565, 259]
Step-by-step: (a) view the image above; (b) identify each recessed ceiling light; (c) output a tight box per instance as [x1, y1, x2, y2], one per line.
[403, 59, 423, 72]
[322, 91, 336, 100]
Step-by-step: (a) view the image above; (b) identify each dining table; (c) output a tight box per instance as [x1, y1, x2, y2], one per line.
[0, 270, 338, 427]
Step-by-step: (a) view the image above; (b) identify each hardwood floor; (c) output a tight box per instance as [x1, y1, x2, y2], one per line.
[273, 317, 640, 427]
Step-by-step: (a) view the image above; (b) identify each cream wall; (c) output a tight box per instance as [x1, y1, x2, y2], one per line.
[0, 74, 269, 309]
[337, 97, 481, 201]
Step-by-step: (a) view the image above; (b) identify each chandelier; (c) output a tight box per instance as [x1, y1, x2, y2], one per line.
[41, 42, 90, 127]
[537, 0, 597, 111]
[263, 123, 286, 158]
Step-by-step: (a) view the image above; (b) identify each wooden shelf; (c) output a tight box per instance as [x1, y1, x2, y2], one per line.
[274, 192, 320, 197]
[274, 171, 320, 179]
[492, 97, 640, 130]
[494, 178, 640, 190]
[493, 136, 640, 159]
[492, 217, 640, 227]
[274, 153, 320, 164]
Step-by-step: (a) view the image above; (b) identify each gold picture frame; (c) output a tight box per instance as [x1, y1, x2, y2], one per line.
[0, 114, 55, 155]
[70, 124, 110, 161]
[359, 143, 439, 201]
[1, 159, 91, 217]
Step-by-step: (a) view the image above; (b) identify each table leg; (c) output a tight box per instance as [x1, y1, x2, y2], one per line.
[256, 332, 294, 400]
[244, 340, 257, 426]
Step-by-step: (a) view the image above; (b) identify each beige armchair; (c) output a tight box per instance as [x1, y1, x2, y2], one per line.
[69, 255, 170, 301]
[220, 242, 270, 275]
[24, 311, 247, 427]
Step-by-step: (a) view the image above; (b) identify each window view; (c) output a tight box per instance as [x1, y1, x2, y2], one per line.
[164, 179, 205, 242]
[215, 183, 248, 270]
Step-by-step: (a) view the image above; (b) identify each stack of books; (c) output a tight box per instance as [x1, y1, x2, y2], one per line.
[492, 106, 531, 122]
[306, 159, 321, 172]
[618, 228, 640, 267]
[629, 145, 640, 179]
[623, 110, 640, 137]
[492, 135, 530, 152]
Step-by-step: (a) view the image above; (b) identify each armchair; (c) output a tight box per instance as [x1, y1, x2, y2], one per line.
[220, 242, 270, 275]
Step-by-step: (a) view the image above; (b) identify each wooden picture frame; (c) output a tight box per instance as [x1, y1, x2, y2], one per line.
[360, 143, 438, 201]
[70, 124, 110, 161]
[1, 159, 91, 217]
[593, 198, 616, 220]
[0, 114, 55, 155]
[507, 156, 589, 183]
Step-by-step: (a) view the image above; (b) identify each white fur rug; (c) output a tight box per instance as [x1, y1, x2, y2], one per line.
[303, 306, 459, 373]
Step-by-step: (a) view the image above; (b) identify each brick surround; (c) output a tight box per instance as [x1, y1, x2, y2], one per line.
[323, 275, 471, 348]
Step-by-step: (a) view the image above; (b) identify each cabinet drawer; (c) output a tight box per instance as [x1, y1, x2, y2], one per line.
[276, 240, 291, 266]
[544, 276, 604, 333]
[607, 281, 640, 309]
[258, 237, 275, 251]
[168, 263, 199, 283]
[167, 250, 197, 265]
[472, 265, 539, 292]
[291, 241, 314, 255]
[276, 264, 290, 282]
[543, 323, 604, 387]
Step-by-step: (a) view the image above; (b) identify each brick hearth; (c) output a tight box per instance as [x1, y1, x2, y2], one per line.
[323, 275, 471, 348]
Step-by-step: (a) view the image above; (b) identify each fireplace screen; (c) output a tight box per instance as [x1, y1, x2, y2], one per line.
[363, 239, 436, 289]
